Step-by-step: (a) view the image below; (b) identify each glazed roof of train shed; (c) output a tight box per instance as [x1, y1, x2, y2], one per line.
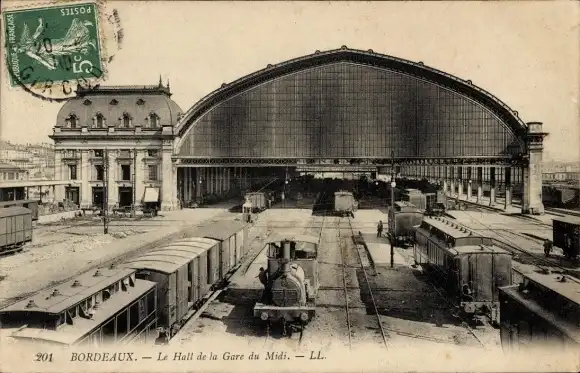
[192, 219, 248, 241]
[122, 239, 218, 274]
[0, 267, 135, 314]
[56, 83, 183, 128]
[175, 46, 528, 139]
[267, 234, 320, 245]
[553, 215, 580, 226]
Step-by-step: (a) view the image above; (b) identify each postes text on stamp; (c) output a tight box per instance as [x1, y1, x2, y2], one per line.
[3, 2, 104, 98]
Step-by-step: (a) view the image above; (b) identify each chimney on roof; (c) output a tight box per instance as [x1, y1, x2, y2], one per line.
[72, 280, 81, 287]
[51, 289, 61, 297]
[25, 300, 38, 309]
[93, 270, 102, 277]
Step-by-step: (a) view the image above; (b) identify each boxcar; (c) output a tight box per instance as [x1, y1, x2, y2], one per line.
[122, 238, 218, 336]
[0, 206, 33, 254]
[413, 216, 512, 324]
[245, 192, 267, 212]
[401, 189, 426, 211]
[499, 269, 580, 352]
[0, 199, 39, 221]
[334, 191, 357, 217]
[192, 219, 249, 278]
[388, 201, 423, 246]
[122, 219, 249, 338]
[552, 216, 580, 260]
[1, 267, 158, 347]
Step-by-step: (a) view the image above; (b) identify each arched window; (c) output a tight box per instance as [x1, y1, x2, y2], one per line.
[66, 114, 79, 128]
[121, 113, 132, 128]
[95, 113, 105, 128]
[148, 113, 159, 128]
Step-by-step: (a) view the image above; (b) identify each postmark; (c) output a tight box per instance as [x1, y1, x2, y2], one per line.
[2, 1, 116, 101]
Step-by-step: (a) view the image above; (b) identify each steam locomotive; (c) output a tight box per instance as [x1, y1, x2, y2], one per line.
[253, 234, 320, 335]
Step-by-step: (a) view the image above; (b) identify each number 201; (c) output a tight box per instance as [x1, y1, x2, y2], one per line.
[35, 353, 53, 362]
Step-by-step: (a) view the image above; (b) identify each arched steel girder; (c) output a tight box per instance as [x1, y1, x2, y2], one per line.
[175, 47, 528, 149]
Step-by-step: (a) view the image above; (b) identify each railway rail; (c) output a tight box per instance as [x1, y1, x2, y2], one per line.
[340, 216, 390, 349]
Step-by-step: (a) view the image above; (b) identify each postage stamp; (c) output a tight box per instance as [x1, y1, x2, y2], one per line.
[3, 1, 105, 100]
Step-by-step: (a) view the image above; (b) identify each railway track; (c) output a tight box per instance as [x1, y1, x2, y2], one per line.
[339, 216, 390, 350]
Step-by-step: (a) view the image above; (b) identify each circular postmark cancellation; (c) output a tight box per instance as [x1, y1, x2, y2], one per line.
[2, 0, 122, 102]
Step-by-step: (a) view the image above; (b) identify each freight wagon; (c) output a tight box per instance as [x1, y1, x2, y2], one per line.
[333, 191, 357, 217]
[401, 189, 426, 210]
[244, 192, 268, 213]
[0, 199, 39, 221]
[413, 216, 512, 324]
[122, 219, 249, 339]
[552, 217, 580, 260]
[388, 201, 423, 247]
[0, 206, 33, 254]
[499, 269, 580, 352]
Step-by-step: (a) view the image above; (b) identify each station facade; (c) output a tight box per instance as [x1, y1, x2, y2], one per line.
[51, 47, 546, 214]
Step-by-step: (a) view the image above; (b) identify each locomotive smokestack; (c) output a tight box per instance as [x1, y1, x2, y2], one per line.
[282, 240, 292, 274]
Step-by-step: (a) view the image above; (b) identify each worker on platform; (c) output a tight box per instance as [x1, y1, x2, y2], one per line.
[461, 284, 474, 302]
[543, 239, 553, 257]
[258, 267, 270, 303]
[377, 220, 384, 238]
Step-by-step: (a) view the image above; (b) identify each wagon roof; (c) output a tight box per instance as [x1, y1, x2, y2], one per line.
[192, 219, 248, 241]
[450, 244, 511, 255]
[9, 279, 156, 345]
[521, 270, 580, 305]
[122, 238, 218, 273]
[421, 216, 474, 239]
[0, 267, 136, 313]
[0, 206, 31, 217]
[552, 216, 580, 226]
[266, 234, 320, 245]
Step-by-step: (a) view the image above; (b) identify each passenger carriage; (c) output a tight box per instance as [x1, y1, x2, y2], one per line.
[413, 216, 512, 324]
[0, 267, 158, 347]
[253, 234, 320, 335]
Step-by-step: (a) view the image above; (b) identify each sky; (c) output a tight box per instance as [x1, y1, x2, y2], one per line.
[1, 1, 579, 161]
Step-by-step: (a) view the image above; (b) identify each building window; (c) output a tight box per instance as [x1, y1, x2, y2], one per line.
[93, 149, 103, 157]
[69, 165, 77, 180]
[121, 165, 131, 181]
[147, 165, 158, 181]
[146, 149, 158, 157]
[121, 113, 132, 128]
[66, 115, 79, 128]
[148, 113, 159, 128]
[7, 172, 15, 180]
[95, 113, 105, 128]
[95, 165, 104, 181]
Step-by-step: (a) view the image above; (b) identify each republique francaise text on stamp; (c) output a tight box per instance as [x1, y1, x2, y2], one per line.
[3, 1, 104, 98]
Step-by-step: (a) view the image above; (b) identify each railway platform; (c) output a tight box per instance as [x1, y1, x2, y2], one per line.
[360, 235, 408, 267]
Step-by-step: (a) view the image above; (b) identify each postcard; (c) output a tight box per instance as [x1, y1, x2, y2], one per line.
[1, 1, 579, 372]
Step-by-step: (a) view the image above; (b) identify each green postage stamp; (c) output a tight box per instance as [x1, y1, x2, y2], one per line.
[3, 1, 104, 92]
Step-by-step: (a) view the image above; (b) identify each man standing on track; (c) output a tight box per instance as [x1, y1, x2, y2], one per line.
[377, 220, 383, 238]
